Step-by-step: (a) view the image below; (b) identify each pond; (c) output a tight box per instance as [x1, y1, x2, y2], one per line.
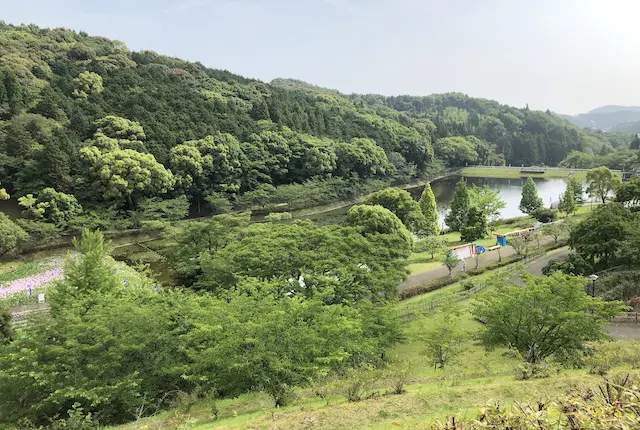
[302, 175, 575, 227]
[0, 199, 23, 219]
[420, 176, 574, 228]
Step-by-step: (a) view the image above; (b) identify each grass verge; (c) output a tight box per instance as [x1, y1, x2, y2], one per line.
[460, 167, 589, 180]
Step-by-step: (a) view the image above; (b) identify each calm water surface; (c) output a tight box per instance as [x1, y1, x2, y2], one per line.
[420, 176, 573, 227]
[304, 175, 574, 227]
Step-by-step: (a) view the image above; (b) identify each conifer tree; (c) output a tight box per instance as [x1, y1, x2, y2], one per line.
[445, 179, 470, 231]
[419, 182, 439, 235]
[558, 183, 577, 216]
[519, 177, 543, 214]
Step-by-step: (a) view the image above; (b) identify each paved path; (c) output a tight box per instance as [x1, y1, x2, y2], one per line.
[525, 247, 570, 276]
[400, 245, 518, 290]
[400, 236, 567, 290]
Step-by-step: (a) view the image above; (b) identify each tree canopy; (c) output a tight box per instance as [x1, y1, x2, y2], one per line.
[362, 187, 427, 234]
[472, 272, 624, 363]
[445, 179, 470, 231]
[586, 166, 621, 204]
[519, 177, 543, 214]
[0, 22, 628, 228]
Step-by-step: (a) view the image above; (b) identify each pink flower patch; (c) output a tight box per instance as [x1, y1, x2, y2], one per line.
[0, 264, 64, 298]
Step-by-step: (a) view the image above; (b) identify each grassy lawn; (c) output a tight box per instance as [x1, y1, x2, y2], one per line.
[460, 167, 589, 180]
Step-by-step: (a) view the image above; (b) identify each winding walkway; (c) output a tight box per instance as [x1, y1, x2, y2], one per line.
[401, 238, 562, 290]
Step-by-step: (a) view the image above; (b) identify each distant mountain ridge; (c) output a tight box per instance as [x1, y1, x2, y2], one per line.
[561, 105, 640, 131]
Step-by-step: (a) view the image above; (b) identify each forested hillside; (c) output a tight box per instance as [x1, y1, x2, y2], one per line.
[561, 105, 640, 131]
[0, 22, 627, 220]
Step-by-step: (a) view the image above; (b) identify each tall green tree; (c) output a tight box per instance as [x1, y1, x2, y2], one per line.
[568, 203, 639, 271]
[558, 186, 577, 215]
[616, 177, 640, 206]
[444, 179, 470, 231]
[18, 188, 83, 228]
[0, 213, 27, 257]
[519, 177, 543, 214]
[472, 272, 624, 363]
[586, 166, 621, 204]
[468, 184, 505, 224]
[362, 187, 427, 234]
[419, 182, 440, 235]
[80, 147, 175, 209]
[460, 207, 488, 243]
[567, 176, 584, 204]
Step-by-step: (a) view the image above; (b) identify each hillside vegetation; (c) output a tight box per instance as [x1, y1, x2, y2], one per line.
[0, 21, 629, 227]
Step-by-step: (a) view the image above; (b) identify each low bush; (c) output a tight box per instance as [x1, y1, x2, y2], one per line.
[432, 374, 640, 429]
[341, 365, 380, 402]
[513, 360, 555, 380]
[532, 207, 558, 223]
[264, 212, 293, 222]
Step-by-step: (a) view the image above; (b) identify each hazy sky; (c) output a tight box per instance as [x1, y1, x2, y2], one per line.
[2, 0, 640, 114]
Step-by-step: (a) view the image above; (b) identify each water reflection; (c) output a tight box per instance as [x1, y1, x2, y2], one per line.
[303, 175, 576, 227]
[414, 176, 573, 226]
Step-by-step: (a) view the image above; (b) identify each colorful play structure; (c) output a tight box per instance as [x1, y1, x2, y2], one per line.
[449, 222, 542, 260]
[495, 222, 542, 246]
[448, 221, 543, 260]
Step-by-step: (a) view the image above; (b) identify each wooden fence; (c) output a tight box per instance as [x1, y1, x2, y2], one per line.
[612, 312, 640, 324]
[397, 267, 514, 320]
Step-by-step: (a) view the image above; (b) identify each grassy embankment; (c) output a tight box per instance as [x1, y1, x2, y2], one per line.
[113, 260, 636, 430]
[460, 166, 590, 180]
[407, 204, 594, 275]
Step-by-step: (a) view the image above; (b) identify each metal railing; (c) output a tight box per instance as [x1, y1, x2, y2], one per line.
[464, 165, 623, 173]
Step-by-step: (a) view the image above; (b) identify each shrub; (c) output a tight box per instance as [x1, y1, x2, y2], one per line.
[513, 361, 554, 380]
[341, 365, 380, 402]
[264, 212, 293, 222]
[531, 208, 558, 223]
[384, 357, 414, 395]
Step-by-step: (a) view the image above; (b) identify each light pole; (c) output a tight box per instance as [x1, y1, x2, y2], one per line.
[587, 274, 598, 297]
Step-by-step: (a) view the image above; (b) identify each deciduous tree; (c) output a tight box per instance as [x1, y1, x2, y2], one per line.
[472, 272, 624, 363]
[421, 305, 466, 369]
[362, 187, 427, 234]
[345, 204, 412, 247]
[460, 207, 487, 243]
[0, 213, 27, 257]
[469, 184, 505, 224]
[586, 166, 621, 204]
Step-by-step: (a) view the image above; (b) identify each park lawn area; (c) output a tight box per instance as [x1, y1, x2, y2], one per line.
[460, 166, 589, 180]
[408, 216, 539, 274]
[406, 257, 443, 274]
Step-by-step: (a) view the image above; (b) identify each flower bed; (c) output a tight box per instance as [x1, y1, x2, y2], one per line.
[0, 258, 64, 299]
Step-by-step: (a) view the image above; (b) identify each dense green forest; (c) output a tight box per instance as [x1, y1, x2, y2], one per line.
[0, 21, 633, 231]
